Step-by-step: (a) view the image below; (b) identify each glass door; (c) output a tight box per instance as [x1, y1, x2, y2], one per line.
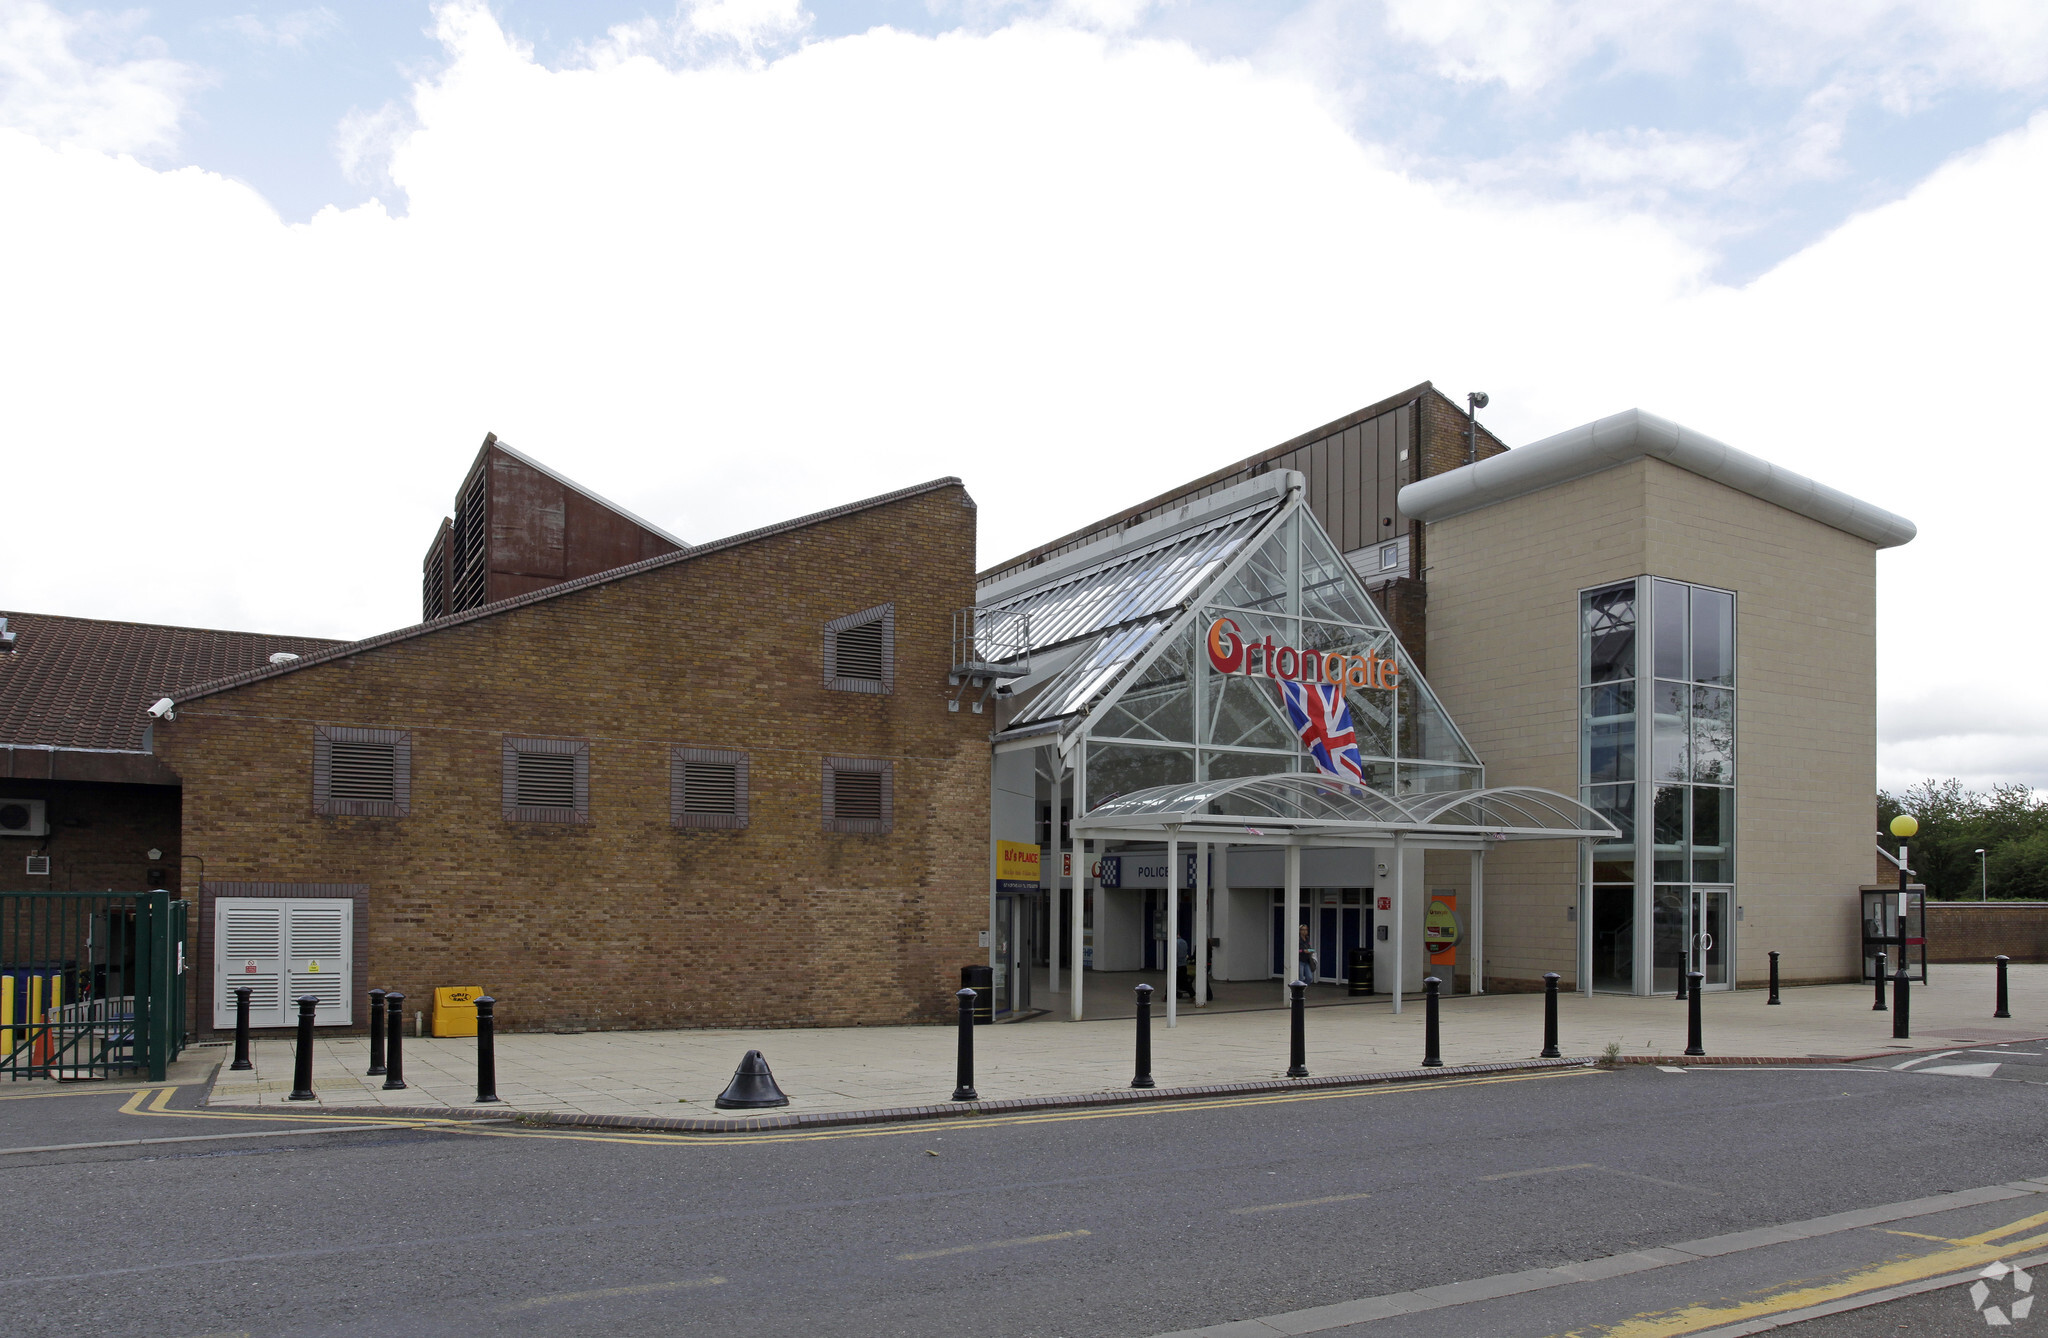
[1690, 888, 1731, 990]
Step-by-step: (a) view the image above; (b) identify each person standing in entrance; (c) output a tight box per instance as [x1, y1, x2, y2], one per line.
[1297, 921, 1317, 986]
[1176, 932, 1194, 998]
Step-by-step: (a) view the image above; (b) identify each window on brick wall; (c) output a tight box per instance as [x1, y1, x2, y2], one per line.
[313, 726, 411, 818]
[823, 756, 892, 834]
[672, 747, 748, 830]
[503, 737, 590, 823]
[824, 603, 894, 694]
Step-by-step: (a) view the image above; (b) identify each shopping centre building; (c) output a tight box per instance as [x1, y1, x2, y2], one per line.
[0, 382, 1913, 1033]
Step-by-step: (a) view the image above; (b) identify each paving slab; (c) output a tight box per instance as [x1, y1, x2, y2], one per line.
[200, 962, 2048, 1120]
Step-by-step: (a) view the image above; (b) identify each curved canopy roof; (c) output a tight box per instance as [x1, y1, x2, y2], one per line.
[1070, 774, 1618, 844]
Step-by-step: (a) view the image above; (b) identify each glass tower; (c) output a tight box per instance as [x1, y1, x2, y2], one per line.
[1581, 577, 1736, 994]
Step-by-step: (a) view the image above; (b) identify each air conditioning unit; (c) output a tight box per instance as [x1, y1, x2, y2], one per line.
[0, 799, 49, 837]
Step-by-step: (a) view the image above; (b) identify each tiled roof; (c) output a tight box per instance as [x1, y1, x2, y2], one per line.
[168, 476, 969, 706]
[0, 612, 345, 752]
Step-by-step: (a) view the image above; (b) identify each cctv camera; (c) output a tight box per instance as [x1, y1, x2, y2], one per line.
[148, 697, 175, 720]
[1468, 391, 1489, 409]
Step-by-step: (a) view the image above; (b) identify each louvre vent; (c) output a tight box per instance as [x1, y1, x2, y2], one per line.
[835, 770, 884, 822]
[834, 620, 886, 681]
[515, 752, 577, 808]
[328, 742, 397, 803]
[682, 762, 738, 815]
[223, 906, 284, 958]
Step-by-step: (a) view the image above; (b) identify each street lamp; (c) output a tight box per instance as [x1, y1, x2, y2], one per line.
[1890, 814, 1918, 1035]
[1977, 848, 1988, 901]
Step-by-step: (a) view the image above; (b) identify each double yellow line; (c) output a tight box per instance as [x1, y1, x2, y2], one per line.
[1571, 1205, 2048, 1336]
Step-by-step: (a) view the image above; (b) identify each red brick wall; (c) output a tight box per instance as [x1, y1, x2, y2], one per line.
[154, 485, 988, 1034]
[1926, 902, 2048, 964]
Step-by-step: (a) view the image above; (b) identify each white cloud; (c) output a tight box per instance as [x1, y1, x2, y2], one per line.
[0, 0, 2044, 789]
[0, 0, 201, 156]
[216, 8, 343, 51]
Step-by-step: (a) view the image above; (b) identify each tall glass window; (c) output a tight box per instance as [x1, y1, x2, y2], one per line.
[1580, 583, 1637, 993]
[1582, 577, 1735, 994]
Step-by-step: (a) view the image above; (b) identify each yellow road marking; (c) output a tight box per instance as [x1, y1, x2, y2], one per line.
[1567, 1204, 2048, 1335]
[116, 1087, 485, 1130]
[1879, 1229, 1971, 1244]
[896, 1229, 1090, 1261]
[1230, 1192, 1375, 1214]
[1481, 1163, 1597, 1181]
[500, 1276, 725, 1311]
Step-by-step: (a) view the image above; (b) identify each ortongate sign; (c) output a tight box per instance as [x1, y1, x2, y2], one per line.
[1204, 616, 1402, 690]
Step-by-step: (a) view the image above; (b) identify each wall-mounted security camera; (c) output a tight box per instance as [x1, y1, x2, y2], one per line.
[148, 697, 175, 720]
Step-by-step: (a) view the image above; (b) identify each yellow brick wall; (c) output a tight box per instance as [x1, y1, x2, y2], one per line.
[155, 485, 989, 1033]
[1425, 457, 1877, 989]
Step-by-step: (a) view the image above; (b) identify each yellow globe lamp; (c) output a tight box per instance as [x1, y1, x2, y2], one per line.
[1890, 815, 1919, 839]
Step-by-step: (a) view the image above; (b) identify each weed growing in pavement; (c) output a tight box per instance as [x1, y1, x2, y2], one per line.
[1600, 1041, 1622, 1068]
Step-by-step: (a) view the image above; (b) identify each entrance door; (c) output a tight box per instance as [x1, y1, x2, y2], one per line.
[1690, 888, 1731, 990]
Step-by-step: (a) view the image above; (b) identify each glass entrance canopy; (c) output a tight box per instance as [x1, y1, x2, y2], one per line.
[978, 473, 1484, 804]
[1071, 774, 1621, 846]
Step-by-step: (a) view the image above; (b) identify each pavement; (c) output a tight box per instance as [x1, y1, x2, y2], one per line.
[9, 1048, 2048, 1336]
[196, 962, 2048, 1122]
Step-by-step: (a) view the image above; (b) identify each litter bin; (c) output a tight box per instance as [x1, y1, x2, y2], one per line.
[1347, 948, 1374, 997]
[431, 986, 482, 1037]
[960, 965, 994, 1025]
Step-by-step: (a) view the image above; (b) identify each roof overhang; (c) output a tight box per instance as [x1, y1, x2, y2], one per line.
[1070, 775, 1618, 846]
[1397, 408, 1915, 549]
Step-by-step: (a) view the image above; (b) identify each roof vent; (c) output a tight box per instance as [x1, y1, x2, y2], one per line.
[0, 617, 15, 652]
[269, 652, 301, 666]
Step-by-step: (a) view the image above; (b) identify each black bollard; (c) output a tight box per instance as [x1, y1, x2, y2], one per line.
[367, 987, 387, 1075]
[1675, 963, 1688, 1002]
[1422, 976, 1444, 1068]
[383, 991, 407, 1091]
[1892, 966, 1910, 1040]
[1996, 955, 2012, 1020]
[1873, 951, 1888, 1011]
[474, 995, 501, 1104]
[1540, 972, 1561, 1058]
[1684, 972, 1705, 1057]
[1767, 951, 1781, 1006]
[287, 995, 318, 1100]
[951, 988, 979, 1101]
[230, 986, 254, 1071]
[1131, 983, 1155, 1089]
[1286, 981, 1308, 1078]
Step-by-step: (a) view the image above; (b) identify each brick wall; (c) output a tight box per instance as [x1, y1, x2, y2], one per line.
[153, 484, 988, 1034]
[0, 778, 179, 893]
[1926, 902, 2048, 964]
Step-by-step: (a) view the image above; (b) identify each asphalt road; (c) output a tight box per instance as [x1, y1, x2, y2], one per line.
[4, 1045, 2048, 1338]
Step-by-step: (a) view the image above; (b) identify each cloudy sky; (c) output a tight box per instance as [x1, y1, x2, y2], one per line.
[3, 1, 2046, 793]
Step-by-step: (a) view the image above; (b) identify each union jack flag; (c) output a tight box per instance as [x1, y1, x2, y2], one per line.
[1280, 681, 1366, 784]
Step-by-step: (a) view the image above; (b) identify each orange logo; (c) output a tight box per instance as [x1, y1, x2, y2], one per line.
[1204, 617, 1399, 689]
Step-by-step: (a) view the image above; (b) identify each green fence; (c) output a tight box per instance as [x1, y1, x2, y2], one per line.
[1, 891, 188, 1082]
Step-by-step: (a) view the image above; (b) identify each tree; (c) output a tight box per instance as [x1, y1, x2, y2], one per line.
[1879, 780, 2048, 900]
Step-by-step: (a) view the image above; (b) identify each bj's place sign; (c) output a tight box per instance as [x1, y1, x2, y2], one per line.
[1205, 617, 1402, 689]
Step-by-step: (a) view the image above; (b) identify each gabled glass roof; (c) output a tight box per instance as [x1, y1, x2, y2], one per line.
[1073, 776, 1620, 842]
[985, 475, 1483, 795]
[977, 500, 1275, 659]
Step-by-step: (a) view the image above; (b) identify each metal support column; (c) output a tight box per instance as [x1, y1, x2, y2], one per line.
[1195, 842, 1210, 1008]
[1469, 849, 1485, 995]
[1392, 834, 1406, 1014]
[1283, 844, 1302, 1005]
[1165, 835, 1179, 1029]
[1046, 750, 1062, 996]
[1071, 838, 1087, 1022]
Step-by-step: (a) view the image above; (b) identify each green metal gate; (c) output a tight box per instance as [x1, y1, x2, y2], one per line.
[1, 891, 188, 1082]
